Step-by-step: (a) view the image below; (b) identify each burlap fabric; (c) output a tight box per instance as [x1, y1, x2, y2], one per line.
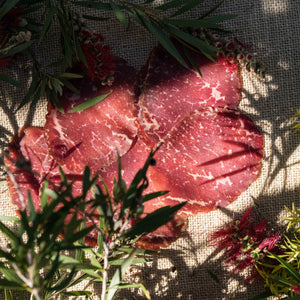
[0, 0, 299, 299]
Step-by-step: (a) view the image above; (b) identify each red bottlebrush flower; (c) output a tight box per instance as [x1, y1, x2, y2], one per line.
[78, 29, 115, 85]
[291, 285, 300, 294]
[258, 232, 281, 251]
[210, 207, 282, 283]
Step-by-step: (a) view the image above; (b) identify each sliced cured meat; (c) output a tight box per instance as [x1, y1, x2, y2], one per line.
[5, 132, 41, 211]
[148, 107, 264, 216]
[45, 58, 138, 173]
[136, 45, 241, 146]
[6, 127, 186, 250]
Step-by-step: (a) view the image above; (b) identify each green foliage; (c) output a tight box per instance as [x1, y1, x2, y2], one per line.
[292, 109, 300, 132]
[1, 0, 235, 110]
[1, 150, 184, 299]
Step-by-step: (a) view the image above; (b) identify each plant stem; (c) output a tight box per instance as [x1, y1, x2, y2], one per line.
[101, 241, 110, 300]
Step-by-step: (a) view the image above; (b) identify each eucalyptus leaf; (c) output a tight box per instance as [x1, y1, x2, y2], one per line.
[0, 215, 18, 222]
[67, 92, 111, 113]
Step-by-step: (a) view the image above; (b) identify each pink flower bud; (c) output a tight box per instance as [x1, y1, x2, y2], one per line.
[226, 42, 235, 51]
[246, 54, 253, 61]
[215, 42, 223, 49]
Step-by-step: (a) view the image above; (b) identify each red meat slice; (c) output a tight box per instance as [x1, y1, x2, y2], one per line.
[136, 45, 242, 146]
[45, 58, 138, 173]
[148, 107, 264, 216]
[5, 133, 40, 211]
[6, 128, 186, 250]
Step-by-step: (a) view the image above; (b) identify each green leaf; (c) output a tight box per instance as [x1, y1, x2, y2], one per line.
[109, 257, 150, 265]
[110, 1, 128, 28]
[59, 78, 80, 95]
[172, 0, 206, 17]
[17, 76, 40, 110]
[67, 92, 111, 113]
[60, 291, 92, 296]
[106, 248, 137, 300]
[199, 0, 225, 19]
[40, 181, 48, 209]
[73, 1, 112, 10]
[39, 5, 56, 42]
[139, 15, 188, 68]
[123, 202, 186, 239]
[57, 73, 83, 79]
[0, 267, 24, 285]
[269, 253, 300, 283]
[182, 45, 202, 77]
[157, 0, 187, 11]
[48, 268, 76, 292]
[74, 34, 87, 67]
[4, 41, 34, 57]
[0, 278, 25, 290]
[59, 17, 73, 67]
[0, 74, 23, 89]
[165, 24, 217, 60]
[0, 221, 20, 246]
[82, 14, 110, 21]
[0, 0, 20, 21]
[141, 191, 169, 203]
[0, 215, 18, 222]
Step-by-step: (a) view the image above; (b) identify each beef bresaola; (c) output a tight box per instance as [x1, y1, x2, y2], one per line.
[5, 128, 186, 249]
[45, 58, 138, 173]
[147, 107, 264, 216]
[136, 45, 242, 146]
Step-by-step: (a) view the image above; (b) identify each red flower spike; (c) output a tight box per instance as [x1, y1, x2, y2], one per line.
[79, 29, 115, 85]
[291, 285, 300, 294]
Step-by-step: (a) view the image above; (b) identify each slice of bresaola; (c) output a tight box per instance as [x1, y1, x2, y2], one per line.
[6, 127, 186, 250]
[148, 107, 264, 216]
[136, 45, 242, 146]
[45, 58, 138, 173]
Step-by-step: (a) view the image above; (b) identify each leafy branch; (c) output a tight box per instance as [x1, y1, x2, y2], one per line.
[1, 149, 185, 299]
[0, 0, 236, 110]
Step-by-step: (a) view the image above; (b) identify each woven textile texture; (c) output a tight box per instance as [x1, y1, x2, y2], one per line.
[0, 0, 299, 299]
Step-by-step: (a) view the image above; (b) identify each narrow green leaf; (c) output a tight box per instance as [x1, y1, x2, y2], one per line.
[113, 282, 151, 299]
[60, 291, 92, 296]
[109, 257, 150, 265]
[49, 268, 76, 292]
[74, 34, 87, 67]
[269, 253, 300, 282]
[57, 73, 83, 79]
[59, 78, 80, 95]
[67, 92, 111, 113]
[139, 15, 188, 68]
[29, 88, 41, 108]
[59, 18, 73, 67]
[157, 0, 187, 11]
[0, 267, 24, 285]
[172, 0, 206, 17]
[123, 202, 186, 238]
[199, 0, 225, 19]
[106, 249, 137, 300]
[49, 89, 64, 113]
[82, 14, 110, 21]
[141, 191, 169, 203]
[165, 24, 217, 60]
[0, 74, 23, 89]
[110, 1, 128, 28]
[4, 41, 34, 57]
[39, 5, 56, 42]
[0, 0, 20, 21]
[22, 4, 43, 15]
[0, 278, 25, 290]
[183, 45, 202, 77]
[40, 181, 48, 209]
[0, 221, 20, 246]
[17, 77, 40, 110]
[284, 295, 300, 300]
[0, 215, 18, 222]
[73, 1, 112, 10]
